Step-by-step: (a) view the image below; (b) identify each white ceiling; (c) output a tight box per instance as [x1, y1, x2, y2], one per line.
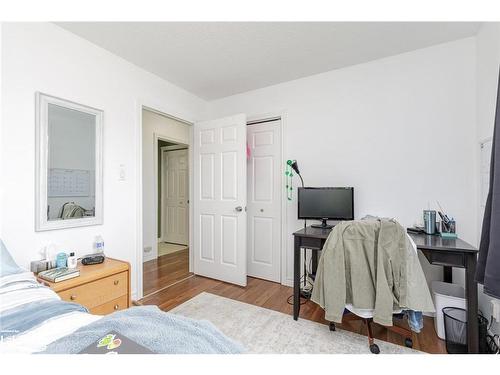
[56, 22, 481, 100]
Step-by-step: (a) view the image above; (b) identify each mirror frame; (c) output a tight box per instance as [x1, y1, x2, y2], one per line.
[35, 92, 103, 231]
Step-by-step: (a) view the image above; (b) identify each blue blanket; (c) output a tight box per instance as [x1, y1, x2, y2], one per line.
[42, 305, 244, 354]
[1, 299, 88, 338]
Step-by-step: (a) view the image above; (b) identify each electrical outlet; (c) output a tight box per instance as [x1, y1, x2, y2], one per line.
[144, 246, 152, 253]
[491, 299, 500, 322]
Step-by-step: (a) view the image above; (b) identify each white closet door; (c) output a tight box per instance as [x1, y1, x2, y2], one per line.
[193, 114, 247, 286]
[247, 120, 281, 282]
[163, 149, 189, 245]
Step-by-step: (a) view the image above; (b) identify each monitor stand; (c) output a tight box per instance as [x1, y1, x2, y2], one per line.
[310, 219, 333, 229]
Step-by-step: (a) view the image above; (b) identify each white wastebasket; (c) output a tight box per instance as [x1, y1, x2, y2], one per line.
[432, 281, 466, 340]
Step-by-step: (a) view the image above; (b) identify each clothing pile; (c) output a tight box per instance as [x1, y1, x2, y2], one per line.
[311, 216, 435, 332]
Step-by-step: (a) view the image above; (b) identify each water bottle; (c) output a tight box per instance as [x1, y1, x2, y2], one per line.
[67, 252, 78, 269]
[94, 235, 105, 254]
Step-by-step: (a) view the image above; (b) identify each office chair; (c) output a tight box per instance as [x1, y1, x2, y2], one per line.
[329, 311, 414, 354]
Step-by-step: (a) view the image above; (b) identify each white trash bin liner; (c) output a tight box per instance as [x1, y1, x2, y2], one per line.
[432, 281, 466, 340]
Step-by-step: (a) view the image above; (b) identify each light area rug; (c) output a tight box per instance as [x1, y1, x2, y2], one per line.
[170, 292, 421, 354]
[158, 242, 188, 257]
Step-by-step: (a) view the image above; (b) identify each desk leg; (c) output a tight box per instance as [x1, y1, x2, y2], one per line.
[443, 266, 453, 283]
[293, 236, 300, 320]
[312, 250, 318, 275]
[465, 253, 479, 353]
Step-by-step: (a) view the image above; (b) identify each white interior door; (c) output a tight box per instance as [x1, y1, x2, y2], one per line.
[162, 148, 189, 245]
[247, 120, 281, 282]
[193, 114, 247, 286]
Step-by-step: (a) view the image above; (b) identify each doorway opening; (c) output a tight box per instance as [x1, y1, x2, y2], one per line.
[138, 111, 285, 299]
[141, 108, 193, 298]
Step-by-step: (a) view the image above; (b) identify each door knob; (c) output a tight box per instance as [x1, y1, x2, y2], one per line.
[235, 206, 243, 212]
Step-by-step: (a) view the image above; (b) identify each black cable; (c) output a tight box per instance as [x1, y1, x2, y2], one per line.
[297, 173, 304, 189]
[287, 295, 308, 305]
[296, 172, 306, 229]
[287, 167, 312, 305]
[303, 250, 307, 289]
[287, 247, 314, 305]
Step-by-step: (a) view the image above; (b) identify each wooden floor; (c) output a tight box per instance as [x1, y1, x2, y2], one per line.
[142, 248, 192, 296]
[140, 275, 446, 353]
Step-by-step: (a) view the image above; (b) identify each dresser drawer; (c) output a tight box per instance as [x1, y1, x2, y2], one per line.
[58, 271, 128, 309]
[90, 295, 128, 315]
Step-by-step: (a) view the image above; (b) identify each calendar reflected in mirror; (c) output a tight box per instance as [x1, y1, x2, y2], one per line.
[36, 93, 103, 231]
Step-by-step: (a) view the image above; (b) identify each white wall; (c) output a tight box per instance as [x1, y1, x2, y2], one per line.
[142, 109, 190, 262]
[0, 23, 3, 239]
[476, 24, 500, 142]
[475, 22, 500, 335]
[208, 38, 478, 287]
[0, 23, 207, 299]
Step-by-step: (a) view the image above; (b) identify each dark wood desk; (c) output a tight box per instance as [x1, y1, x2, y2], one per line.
[292, 226, 333, 321]
[292, 227, 480, 353]
[408, 232, 479, 353]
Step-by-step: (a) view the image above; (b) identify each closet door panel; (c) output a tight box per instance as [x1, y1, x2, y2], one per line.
[247, 120, 281, 283]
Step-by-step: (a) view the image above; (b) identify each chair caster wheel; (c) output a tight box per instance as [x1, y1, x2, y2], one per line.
[404, 338, 413, 348]
[329, 322, 336, 332]
[369, 344, 380, 354]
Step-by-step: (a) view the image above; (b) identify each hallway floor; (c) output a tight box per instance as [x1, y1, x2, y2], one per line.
[142, 248, 192, 296]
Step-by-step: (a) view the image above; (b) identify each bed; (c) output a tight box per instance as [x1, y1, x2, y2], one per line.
[0, 241, 243, 354]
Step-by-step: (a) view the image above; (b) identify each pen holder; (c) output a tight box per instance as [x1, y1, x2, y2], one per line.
[442, 220, 456, 234]
[440, 220, 457, 238]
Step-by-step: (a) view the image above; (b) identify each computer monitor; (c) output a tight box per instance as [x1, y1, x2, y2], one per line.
[298, 187, 354, 228]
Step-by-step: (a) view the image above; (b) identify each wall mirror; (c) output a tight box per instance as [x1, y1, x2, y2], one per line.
[35, 93, 103, 231]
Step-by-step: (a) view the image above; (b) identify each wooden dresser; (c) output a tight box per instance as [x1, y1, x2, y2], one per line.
[38, 258, 131, 315]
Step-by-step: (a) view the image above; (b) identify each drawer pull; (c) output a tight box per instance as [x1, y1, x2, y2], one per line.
[70, 295, 76, 300]
[114, 304, 119, 310]
[114, 280, 119, 285]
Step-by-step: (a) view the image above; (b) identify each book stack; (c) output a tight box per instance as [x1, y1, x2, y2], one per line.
[38, 267, 80, 283]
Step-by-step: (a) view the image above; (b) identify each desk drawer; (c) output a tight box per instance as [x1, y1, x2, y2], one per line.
[90, 295, 128, 315]
[300, 237, 324, 250]
[428, 251, 465, 268]
[58, 271, 128, 309]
